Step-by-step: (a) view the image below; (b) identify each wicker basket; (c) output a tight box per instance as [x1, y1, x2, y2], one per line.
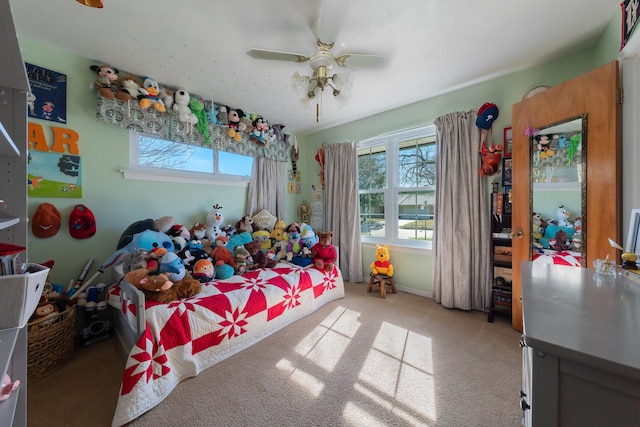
[27, 305, 76, 383]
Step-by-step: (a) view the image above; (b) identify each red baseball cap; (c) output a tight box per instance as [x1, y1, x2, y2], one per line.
[69, 204, 96, 239]
[32, 203, 61, 238]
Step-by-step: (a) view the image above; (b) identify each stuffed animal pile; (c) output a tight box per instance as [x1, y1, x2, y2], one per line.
[106, 206, 332, 303]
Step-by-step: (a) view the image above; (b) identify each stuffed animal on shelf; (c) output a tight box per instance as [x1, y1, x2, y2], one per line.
[535, 134, 555, 159]
[139, 77, 167, 112]
[116, 75, 147, 102]
[124, 269, 201, 303]
[311, 231, 338, 272]
[89, 64, 119, 99]
[371, 244, 394, 277]
[227, 108, 246, 141]
[189, 97, 211, 145]
[173, 88, 198, 126]
[160, 87, 174, 111]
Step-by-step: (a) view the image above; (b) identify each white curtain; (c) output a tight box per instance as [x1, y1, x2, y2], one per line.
[433, 111, 491, 310]
[247, 157, 286, 220]
[323, 142, 363, 282]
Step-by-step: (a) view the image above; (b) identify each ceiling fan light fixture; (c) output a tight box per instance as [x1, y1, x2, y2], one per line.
[76, 0, 104, 8]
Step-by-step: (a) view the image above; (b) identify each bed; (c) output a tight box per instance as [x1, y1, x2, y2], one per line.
[532, 248, 582, 266]
[106, 261, 344, 426]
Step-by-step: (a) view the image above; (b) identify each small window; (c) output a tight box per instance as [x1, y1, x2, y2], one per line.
[126, 133, 253, 185]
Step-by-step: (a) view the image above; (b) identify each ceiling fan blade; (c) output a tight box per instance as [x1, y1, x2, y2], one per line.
[246, 48, 309, 63]
[335, 53, 390, 69]
[312, 0, 351, 43]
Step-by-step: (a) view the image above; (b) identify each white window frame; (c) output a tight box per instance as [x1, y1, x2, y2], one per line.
[121, 132, 251, 187]
[359, 125, 436, 250]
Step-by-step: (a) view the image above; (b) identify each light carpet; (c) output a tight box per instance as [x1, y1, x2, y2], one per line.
[28, 281, 523, 426]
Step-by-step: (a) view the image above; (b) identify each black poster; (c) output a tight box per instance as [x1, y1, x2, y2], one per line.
[25, 63, 67, 124]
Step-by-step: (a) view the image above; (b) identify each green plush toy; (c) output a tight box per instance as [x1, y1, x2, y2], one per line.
[189, 97, 211, 145]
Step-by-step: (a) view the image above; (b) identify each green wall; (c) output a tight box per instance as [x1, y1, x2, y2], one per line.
[21, 38, 298, 287]
[299, 9, 622, 296]
[22, 7, 622, 293]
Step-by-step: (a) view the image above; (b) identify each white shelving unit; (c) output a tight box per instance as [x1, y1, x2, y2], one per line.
[0, 0, 31, 426]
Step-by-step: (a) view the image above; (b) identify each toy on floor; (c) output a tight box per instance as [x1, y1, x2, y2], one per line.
[311, 231, 338, 272]
[371, 244, 394, 277]
[0, 374, 19, 402]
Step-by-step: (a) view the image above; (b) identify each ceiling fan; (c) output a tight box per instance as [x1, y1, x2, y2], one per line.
[246, 0, 390, 119]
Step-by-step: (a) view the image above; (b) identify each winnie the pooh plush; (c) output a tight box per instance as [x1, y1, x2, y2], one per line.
[371, 244, 394, 277]
[311, 231, 338, 271]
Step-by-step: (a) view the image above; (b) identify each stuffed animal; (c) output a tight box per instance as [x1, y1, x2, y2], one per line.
[30, 298, 59, 326]
[121, 248, 149, 273]
[245, 240, 277, 269]
[190, 222, 207, 240]
[233, 245, 253, 274]
[0, 374, 19, 402]
[252, 229, 272, 251]
[205, 204, 227, 241]
[235, 215, 254, 234]
[555, 205, 573, 228]
[250, 116, 269, 145]
[311, 231, 338, 272]
[173, 88, 198, 125]
[189, 97, 211, 144]
[89, 64, 119, 99]
[271, 239, 289, 260]
[102, 222, 175, 270]
[116, 75, 147, 102]
[192, 258, 215, 283]
[225, 231, 253, 252]
[549, 230, 571, 251]
[271, 123, 289, 144]
[160, 87, 174, 111]
[124, 269, 201, 303]
[227, 108, 246, 141]
[240, 116, 254, 136]
[211, 235, 235, 268]
[284, 225, 305, 261]
[159, 252, 187, 282]
[216, 105, 229, 126]
[536, 134, 555, 159]
[300, 223, 318, 248]
[271, 219, 287, 242]
[139, 77, 167, 112]
[371, 244, 394, 277]
[206, 101, 220, 124]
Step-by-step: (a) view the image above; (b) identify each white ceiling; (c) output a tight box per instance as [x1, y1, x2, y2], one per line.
[9, 0, 619, 136]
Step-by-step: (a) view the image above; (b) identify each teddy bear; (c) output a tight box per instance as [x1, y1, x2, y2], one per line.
[89, 64, 119, 99]
[139, 77, 167, 112]
[311, 231, 338, 271]
[244, 240, 277, 269]
[124, 269, 202, 303]
[30, 297, 59, 326]
[173, 88, 198, 126]
[371, 244, 394, 277]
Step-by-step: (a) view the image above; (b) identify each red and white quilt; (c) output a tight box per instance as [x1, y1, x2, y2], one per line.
[532, 249, 582, 267]
[107, 263, 344, 426]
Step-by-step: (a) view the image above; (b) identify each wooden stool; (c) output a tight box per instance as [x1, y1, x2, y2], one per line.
[367, 273, 397, 298]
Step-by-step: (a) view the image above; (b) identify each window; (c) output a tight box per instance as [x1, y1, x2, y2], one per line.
[125, 133, 253, 185]
[358, 125, 436, 249]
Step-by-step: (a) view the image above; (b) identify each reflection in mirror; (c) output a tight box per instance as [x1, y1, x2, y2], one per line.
[530, 115, 586, 267]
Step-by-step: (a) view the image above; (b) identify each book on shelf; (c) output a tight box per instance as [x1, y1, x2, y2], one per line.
[0, 243, 26, 276]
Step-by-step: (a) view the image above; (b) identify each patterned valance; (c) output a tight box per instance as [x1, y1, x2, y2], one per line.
[96, 97, 290, 162]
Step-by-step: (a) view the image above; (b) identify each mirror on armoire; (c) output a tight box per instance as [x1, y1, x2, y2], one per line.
[530, 115, 586, 267]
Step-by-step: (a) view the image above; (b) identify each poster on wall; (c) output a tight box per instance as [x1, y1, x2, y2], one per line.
[28, 151, 82, 198]
[621, 0, 640, 50]
[25, 63, 67, 124]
